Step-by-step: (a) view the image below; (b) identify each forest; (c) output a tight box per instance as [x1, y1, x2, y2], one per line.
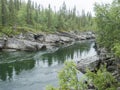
[0, 0, 93, 35]
[95, 0, 120, 54]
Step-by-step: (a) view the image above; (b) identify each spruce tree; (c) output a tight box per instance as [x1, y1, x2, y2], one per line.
[26, 0, 33, 25]
[1, 0, 8, 26]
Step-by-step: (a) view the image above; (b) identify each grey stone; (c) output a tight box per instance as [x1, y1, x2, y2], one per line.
[117, 87, 120, 90]
[77, 55, 99, 73]
[107, 66, 116, 72]
[0, 39, 4, 49]
[45, 34, 60, 43]
[0, 31, 96, 51]
[5, 38, 46, 51]
[60, 36, 72, 42]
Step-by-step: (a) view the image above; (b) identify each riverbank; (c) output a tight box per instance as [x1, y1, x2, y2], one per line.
[77, 45, 120, 90]
[77, 45, 120, 79]
[96, 47, 120, 82]
[77, 43, 120, 89]
[0, 31, 95, 51]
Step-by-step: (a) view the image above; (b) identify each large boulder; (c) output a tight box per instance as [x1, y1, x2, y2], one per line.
[77, 55, 99, 73]
[117, 87, 120, 90]
[60, 36, 73, 43]
[45, 34, 60, 43]
[78, 35, 87, 40]
[5, 38, 46, 51]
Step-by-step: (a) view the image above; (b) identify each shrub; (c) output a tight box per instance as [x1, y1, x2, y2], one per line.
[46, 61, 119, 90]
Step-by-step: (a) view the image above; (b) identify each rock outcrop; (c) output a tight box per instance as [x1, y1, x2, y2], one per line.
[0, 31, 95, 51]
[77, 44, 120, 83]
[77, 44, 120, 89]
[77, 55, 99, 73]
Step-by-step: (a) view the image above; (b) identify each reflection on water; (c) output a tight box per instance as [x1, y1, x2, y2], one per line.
[0, 60, 35, 81]
[36, 41, 95, 66]
[0, 41, 97, 90]
[0, 51, 35, 81]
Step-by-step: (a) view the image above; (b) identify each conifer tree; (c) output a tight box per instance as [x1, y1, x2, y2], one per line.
[9, 0, 16, 25]
[1, 0, 8, 26]
[26, 0, 33, 25]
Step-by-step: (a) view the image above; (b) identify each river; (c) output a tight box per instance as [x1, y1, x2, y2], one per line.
[0, 40, 97, 90]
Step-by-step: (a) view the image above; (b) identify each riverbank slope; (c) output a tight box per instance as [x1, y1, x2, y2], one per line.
[0, 31, 95, 51]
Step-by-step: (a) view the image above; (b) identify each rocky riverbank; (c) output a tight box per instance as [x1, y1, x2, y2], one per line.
[0, 31, 95, 51]
[96, 47, 120, 82]
[77, 44, 120, 89]
[77, 44, 120, 83]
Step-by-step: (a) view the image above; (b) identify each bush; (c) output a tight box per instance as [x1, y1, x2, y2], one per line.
[86, 65, 118, 90]
[0, 27, 20, 36]
[46, 61, 119, 90]
[112, 42, 120, 58]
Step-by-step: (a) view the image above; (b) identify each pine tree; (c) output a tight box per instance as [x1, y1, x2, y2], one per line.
[1, 0, 8, 26]
[9, 0, 16, 26]
[47, 4, 52, 29]
[14, 0, 20, 10]
[26, 0, 33, 25]
[34, 3, 39, 23]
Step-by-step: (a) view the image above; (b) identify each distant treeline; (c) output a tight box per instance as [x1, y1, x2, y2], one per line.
[0, 0, 94, 32]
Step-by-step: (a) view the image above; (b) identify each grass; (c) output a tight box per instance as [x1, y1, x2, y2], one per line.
[0, 26, 39, 37]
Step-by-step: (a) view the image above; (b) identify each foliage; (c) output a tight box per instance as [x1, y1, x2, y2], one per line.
[94, 0, 120, 50]
[58, 61, 81, 90]
[46, 61, 83, 90]
[0, 27, 20, 36]
[86, 65, 118, 90]
[46, 61, 119, 90]
[0, 0, 94, 35]
[112, 42, 120, 57]
[46, 85, 58, 90]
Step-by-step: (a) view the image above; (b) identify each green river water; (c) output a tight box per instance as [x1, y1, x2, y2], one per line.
[0, 40, 97, 90]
